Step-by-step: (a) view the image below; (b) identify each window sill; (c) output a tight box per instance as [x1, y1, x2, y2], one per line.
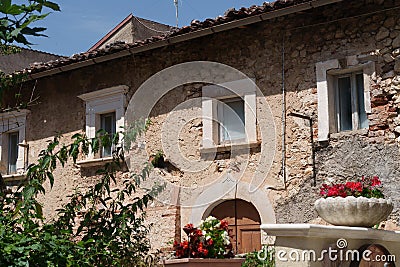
[329, 128, 369, 140]
[200, 141, 261, 154]
[2, 173, 27, 182]
[76, 157, 114, 168]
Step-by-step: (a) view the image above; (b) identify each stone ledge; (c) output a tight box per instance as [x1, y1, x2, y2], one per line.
[200, 141, 261, 154]
[261, 224, 400, 242]
[329, 128, 369, 140]
[75, 157, 114, 168]
[2, 173, 26, 182]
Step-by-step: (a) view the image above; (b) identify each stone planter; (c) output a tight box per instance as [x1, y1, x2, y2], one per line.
[163, 258, 245, 267]
[314, 196, 393, 227]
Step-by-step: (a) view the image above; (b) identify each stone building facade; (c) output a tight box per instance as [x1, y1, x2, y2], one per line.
[1, 0, 400, 252]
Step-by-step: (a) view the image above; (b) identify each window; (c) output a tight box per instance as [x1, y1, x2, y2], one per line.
[202, 79, 257, 149]
[100, 112, 116, 157]
[0, 109, 29, 176]
[335, 73, 368, 131]
[78, 85, 127, 161]
[8, 132, 19, 174]
[218, 98, 246, 143]
[316, 58, 374, 141]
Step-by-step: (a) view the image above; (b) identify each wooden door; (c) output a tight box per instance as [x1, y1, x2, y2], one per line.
[209, 199, 261, 254]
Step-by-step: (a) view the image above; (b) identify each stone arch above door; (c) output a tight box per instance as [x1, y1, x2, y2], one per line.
[189, 181, 275, 226]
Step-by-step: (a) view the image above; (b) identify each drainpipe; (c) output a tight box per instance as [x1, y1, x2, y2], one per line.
[234, 171, 238, 252]
[175, 186, 181, 244]
[281, 34, 287, 189]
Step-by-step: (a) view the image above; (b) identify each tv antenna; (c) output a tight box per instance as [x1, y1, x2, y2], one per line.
[174, 0, 179, 27]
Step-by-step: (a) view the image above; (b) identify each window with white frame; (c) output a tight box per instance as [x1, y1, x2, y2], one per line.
[0, 110, 29, 176]
[78, 85, 127, 160]
[316, 58, 374, 141]
[202, 79, 257, 149]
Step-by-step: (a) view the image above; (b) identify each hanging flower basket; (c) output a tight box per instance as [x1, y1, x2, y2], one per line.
[315, 176, 393, 227]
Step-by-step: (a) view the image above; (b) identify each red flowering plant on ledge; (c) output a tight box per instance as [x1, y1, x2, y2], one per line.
[320, 176, 385, 198]
[173, 216, 234, 259]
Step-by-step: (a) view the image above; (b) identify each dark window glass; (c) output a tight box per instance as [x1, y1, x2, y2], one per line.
[100, 112, 116, 157]
[337, 77, 352, 131]
[8, 132, 19, 174]
[220, 99, 245, 142]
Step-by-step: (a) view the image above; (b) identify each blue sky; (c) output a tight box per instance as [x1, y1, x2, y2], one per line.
[31, 0, 266, 56]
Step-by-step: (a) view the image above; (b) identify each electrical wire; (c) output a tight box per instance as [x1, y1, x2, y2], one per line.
[181, 0, 203, 20]
[281, 33, 287, 189]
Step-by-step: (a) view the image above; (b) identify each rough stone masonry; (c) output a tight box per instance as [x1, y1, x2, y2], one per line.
[2, 0, 400, 251]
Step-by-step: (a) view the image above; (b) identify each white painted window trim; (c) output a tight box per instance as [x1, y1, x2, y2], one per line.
[78, 85, 127, 160]
[202, 79, 257, 149]
[316, 59, 374, 141]
[0, 109, 30, 176]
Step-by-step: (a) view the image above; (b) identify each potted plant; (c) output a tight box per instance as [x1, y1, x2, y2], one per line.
[315, 176, 393, 227]
[163, 216, 245, 267]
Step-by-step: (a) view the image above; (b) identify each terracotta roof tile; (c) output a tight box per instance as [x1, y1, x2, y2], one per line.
[21, 0, 315, 75]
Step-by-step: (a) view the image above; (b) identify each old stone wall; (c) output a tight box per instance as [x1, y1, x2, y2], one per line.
[274, 0, 400, 227]
[5, 0, 400, 251]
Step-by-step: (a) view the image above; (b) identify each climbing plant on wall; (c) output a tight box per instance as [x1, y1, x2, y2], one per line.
[0, 120, 165, 266]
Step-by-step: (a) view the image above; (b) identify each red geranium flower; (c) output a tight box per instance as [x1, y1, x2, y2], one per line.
[220, 220, 229, 230]
[174, 216, 233, 259]
[183, 223, 195, 235]
[181, 240, 189, 249]
[194, 229, 203, 237]
[319, 176, 385, 199]
[345, 181, 363, 192]
[371, 176, 381, 187]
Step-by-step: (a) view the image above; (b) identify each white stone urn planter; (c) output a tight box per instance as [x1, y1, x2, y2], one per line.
[314, 196, 394, 227]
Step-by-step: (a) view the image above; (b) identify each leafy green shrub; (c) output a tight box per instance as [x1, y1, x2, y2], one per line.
[241, 246, 275, 267]
[0, 120, 164, 266]
[1, 0, 61, 101]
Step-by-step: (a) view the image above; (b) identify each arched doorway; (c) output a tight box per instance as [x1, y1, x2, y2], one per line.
[207, 199, 261, 254]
